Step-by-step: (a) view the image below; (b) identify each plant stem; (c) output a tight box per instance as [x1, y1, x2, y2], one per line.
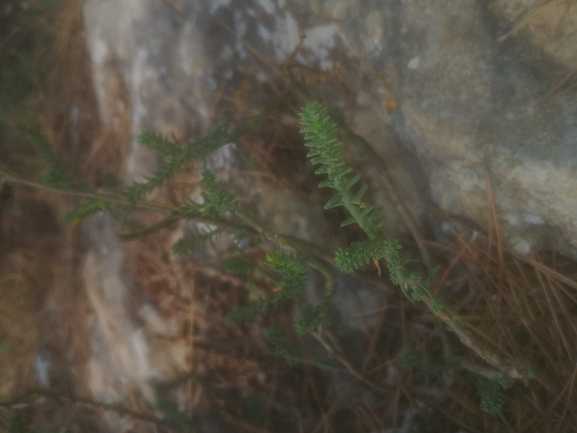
[0, 169, 171, 213]
[313, 329, 392, 394]
[0, 389, 169, 429]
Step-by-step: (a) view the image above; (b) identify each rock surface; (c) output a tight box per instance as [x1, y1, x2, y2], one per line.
[395, 0, 577, 257]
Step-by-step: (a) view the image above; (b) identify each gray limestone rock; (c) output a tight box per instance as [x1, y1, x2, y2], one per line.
[395, 0, 577, 257]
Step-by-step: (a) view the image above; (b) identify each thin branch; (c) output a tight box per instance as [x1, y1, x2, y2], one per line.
[0, 169, 171, 213]
[313, 329, 392, 395]
[0, 389, 171, 429]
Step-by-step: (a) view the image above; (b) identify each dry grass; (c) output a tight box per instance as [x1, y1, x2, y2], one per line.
[0, 194, 55, 396]
[414, 180, 577, 431]
[0, 0, 113, 430]
[499, 0, 577, 42]
[499, 0, 577, 106]
[40, 0, 130, 186]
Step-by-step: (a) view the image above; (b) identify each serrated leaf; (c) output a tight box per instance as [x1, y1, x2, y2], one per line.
[295, 305, 330, 334]
[353, 185, 369, 203]
[318, 179, 334, 188]
[360, 205, 375, 217]
[324, 195, 343, 209]
[346, 175, 361, 189]
[309, 156, 323, 165]
[65, 199, 108, 223]
[340, 217, 356, 227]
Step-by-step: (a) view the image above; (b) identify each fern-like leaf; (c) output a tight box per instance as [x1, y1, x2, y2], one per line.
[223, 257, 255, 278]
[299, 103, 383, 240]
[475, 376, 507, 415]
[138, 131, 182, 157]
[200, 171, 238, 216]
[294, 305, 330, 334]
[65, 198, 108, 223]
[228, 298, 271, 325]
[28, 126, 88, 192]
[265, 251, 308, 299]
[334, 240, 384, 273]
[265, 327, 301, 365]
[126, 118, 235, 199]
[172, 226, 222, 255]
[228, 293, 284, 325]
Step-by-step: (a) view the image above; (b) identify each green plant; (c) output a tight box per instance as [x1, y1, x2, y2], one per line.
[1, 96, 534, 423]
[401, 350, 512, 416]
[298, 102, 530, 382]
[0, 410, 73, 433]
[300, 103, 440, 302]
[0, 1, 62, 174]
[474, 375, 513, 416]
[401, 350, 454, 381]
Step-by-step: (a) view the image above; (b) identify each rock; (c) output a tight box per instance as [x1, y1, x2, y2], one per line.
[493, 0, 577, 70]
[395, 0, 577, 258]
[82, 215, 176, 402]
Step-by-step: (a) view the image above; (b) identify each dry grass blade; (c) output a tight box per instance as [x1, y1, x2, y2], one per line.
[428, 174, 577, 430]
[498, 0, 577, 42]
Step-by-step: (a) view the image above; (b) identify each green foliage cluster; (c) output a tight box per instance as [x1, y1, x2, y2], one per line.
[294, 305, 330, 334]
[265, 326, 335, 371]
[0, 0, 62, 178]
[1, 412, 72, 433]
[222, 257, 255, 278]
[402, 350, 512, 416]
[299, 103, 442, 306]
[299, 103, 383, 240]
[475, 375, 512, 415]
[11, 91, 528, 423]
[265, 327, 301, 365]
[172, 226, 222, 256]
[128, 127, 231, 199]
[334, 240, 384, 273]
[227, 295, 279, 325]
[264, 252, 308, 299]
[197, 171, 238, 216]
[227, 251, 314, 325]
[28, 127, 88, 193]
[401, 350, 456, 381]
[169, 170, 239, 223]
